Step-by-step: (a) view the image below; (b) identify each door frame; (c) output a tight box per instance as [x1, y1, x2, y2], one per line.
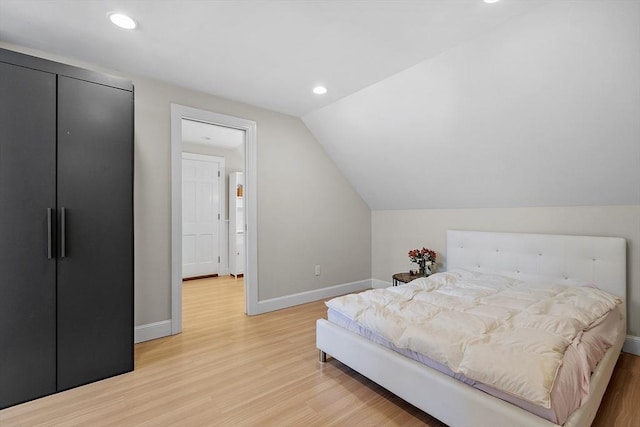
[181, 152, 225, 279]
[170, 104, 258, 334]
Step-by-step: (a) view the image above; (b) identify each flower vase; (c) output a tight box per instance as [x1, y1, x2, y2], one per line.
[419, 263, 432, 276]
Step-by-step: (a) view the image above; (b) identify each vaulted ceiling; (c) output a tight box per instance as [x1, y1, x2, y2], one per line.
[1, 0, 638, 210]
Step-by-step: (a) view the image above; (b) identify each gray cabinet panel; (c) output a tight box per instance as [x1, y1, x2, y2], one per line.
[56, 77, 133, 390]
[0, 62, 57, 408]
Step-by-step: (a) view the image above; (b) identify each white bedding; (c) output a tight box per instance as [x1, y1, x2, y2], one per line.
[326, 269, 622, 417]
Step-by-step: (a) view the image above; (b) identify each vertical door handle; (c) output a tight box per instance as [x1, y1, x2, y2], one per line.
[47, 208, 54, 259]
[60, 207, 66, 258]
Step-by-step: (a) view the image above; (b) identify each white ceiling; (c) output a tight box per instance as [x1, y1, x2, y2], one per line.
[0, 0, 549, 117]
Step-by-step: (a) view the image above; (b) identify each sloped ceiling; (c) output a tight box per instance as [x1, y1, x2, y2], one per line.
[303, 0, 640, 209]
[1, 1, 638, 210]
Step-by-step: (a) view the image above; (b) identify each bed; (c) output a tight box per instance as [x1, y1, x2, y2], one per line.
[316, 230, 627, 427]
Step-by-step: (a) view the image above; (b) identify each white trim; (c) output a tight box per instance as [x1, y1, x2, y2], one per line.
[171, 104, 258, 336]
[181, 152, 225, 279]
[170, 106, 182, 334]
[371, 278, 391, 289]
[256, 280, 372, 314]
[623, 335, 640, 356]
[181, 152, 224, 162]
[134, 320, 172, 343]
[244, 118, 258, 315]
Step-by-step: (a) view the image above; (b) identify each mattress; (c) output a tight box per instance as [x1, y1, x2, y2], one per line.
[326, 272, 624, 425]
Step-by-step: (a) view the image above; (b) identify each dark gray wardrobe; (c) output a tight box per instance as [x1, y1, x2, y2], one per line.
[0, 48, 133, 409]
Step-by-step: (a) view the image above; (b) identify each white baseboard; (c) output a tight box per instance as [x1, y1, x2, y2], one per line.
[135, 280, 374, 341]
[134, 320, 172, 343]
[371, 279, 392, 289]
[623, 335, 640, 356]
[256, 279, 372, 314]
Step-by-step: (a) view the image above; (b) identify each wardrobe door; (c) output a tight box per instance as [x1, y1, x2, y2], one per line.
[56, 76, 133, 390]
[0, 62, 57, 408]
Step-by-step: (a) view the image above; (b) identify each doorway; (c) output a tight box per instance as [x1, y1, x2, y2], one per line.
[170, 104, 258, 335]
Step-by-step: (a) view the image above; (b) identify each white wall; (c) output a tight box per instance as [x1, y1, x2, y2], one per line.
[372, 206, 640, 338]
[0, 42, 372, 329]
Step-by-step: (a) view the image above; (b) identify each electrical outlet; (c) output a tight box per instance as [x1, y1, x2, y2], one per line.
[315, 265, 321, 276]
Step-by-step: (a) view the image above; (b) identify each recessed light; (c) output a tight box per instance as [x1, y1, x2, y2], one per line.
[483, 0, 500, 3]
[108, 12, 137, 30]
[313, 86, 328, 95]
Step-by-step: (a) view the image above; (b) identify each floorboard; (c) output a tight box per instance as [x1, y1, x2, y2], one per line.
[0, 275, 637, 426]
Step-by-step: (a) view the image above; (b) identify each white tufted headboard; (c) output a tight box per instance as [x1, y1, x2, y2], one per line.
[446, 230, 627, 300]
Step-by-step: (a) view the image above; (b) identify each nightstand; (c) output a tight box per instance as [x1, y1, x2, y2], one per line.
[392, 272, 426, 286]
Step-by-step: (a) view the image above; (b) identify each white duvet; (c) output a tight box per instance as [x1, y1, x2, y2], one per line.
[326, 269, 621, 408]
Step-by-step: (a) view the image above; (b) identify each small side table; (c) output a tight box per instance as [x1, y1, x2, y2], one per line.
[392, 272, 426, 286]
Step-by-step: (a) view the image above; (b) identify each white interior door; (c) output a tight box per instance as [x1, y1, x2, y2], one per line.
[182, 154, 223, 278]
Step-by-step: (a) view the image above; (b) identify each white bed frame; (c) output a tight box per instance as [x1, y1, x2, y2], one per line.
[317, 230, 627, 427]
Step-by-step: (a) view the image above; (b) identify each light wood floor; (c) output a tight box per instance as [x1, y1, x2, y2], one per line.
[1, 276, 638, 426]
